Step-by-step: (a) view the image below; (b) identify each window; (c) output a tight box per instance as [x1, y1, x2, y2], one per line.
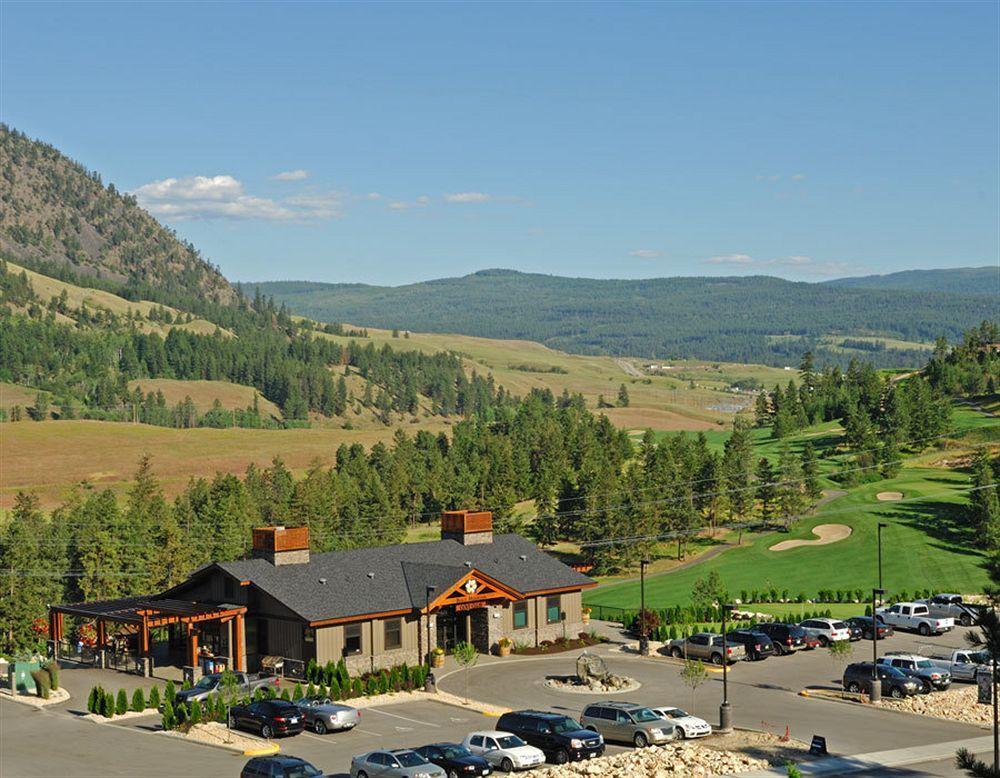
[303, 627, 315, 644]
[512, 601, 528, 629]
[384, 618, 402, 650]
[546, 595, 561, 624]
[344, 623, 362, 654]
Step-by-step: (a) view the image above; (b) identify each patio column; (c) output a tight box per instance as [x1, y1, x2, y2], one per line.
[97, 618, 106, 650]
[140, 614, 150, 657]
[233, 614, 245, 671]
[187, 626, 199, 668]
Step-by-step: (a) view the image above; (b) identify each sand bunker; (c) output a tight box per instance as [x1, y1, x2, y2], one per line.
[876, 492, 904, 501]
[770, 524, 853, 552]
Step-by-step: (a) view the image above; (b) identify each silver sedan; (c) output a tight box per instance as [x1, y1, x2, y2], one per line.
[293, 696, 361, 735]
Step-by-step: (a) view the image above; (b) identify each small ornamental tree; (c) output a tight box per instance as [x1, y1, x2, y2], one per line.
[148, 686, 160, 710]
[131, 688, 145, 712]
[292, 682, 303, 700]
[102, 691, 115, 718]
[188, 700, 202, 725]
[116, 689, 128, 716]
[452, 641, 480, 703]
[280, 687, 290, 701]
[828, 639, 854, 691]
[680, 658, 708, 713]
[43, 661, 59, 690]
[87, 686, 100, 713]
[164, 680, 176, 706]
[161, 698, 176, 730]
[306, 681, 316, 698]
[328, 678, 341, 700]
[351, 678, 364, 698]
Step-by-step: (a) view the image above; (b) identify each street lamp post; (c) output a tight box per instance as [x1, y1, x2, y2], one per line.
[720, 603, 734, 732]
[871, 587, 885, 704]
[877, 523, 888, 591]
[424, 585, 437, 692]
[639, 559, 651, 656]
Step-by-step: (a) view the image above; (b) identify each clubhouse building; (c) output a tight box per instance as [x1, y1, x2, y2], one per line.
[49, 510, 595, 676]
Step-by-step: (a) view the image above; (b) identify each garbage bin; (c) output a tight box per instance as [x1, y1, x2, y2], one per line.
[8, 660, 41, 694]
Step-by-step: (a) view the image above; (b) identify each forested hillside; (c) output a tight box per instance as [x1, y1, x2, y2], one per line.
[255, 270, 994, 367]
[825, 266, 998, 295]
[0, 125, 234, 305]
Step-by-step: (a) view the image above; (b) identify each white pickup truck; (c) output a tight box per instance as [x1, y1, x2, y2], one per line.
[918, 594, 982, 627]
[876, 602, 954, 636]
[923, 649, 990, 682]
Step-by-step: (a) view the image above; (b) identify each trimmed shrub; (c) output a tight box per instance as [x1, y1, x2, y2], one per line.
[148, 686, 161, 710]
[30, 669, 51, 700]
[161, 699, 176, 730]
[328, 678, 341, 699]
[102, 691, 115, 718]
[175, 701, 188, 726]
[116, 689, 128, 716]
[87, 685, 100, 713]
[280, 687, 290, 701]
[316, 683, 326, 699]
[306, 681, 316, 698]
[132, 688, 145, 712]
[181, 678, 192, 691]
[43, 661, 59, 690]
[164, 680, 176, 705]
[337, 658, 349, 689]
[292, 682, 303, 700]
[188, 700, 202, 725]
[351, 678, 364, 698]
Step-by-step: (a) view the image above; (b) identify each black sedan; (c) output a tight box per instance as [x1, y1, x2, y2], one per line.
[725, 629, 775, 660]
[415, 743, 493, 777]
[229, 699, 305, 739]
[846, 616, 894, 640]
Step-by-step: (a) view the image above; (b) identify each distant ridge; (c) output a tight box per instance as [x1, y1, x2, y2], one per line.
[824, 266, 998, 295]
[253, 269, 995, 368]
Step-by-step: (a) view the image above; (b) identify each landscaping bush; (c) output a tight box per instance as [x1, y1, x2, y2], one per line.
[337, 659, 349, 689]
[164, 680, 176, 706]
[324, 660, 337, 686]
[116, 689, 128, 716]
[43, 661, 59, 690]
[102, 690, 115, 718]
[87, 685, 100, 713]
[305, 658, 318, 683]
[161, 699, 176, 730]
[131, 688, 145, 712]
[316, 682, 327, 699]
[30, 669, 51, 700]
[351, 678, 364, 697]
[188, 700, 201, 725]
[148, 686, 160, 710]
[292, 682, 303, 700]
[175, 701, 188, 726]
[306, 681, 315, 698]
[280, 687, 290, 701]
[181, 678, 192, 691]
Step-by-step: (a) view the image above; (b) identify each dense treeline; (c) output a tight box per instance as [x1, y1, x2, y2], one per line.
[926, 320, 1000, 397]
[255, 270, 995, 368]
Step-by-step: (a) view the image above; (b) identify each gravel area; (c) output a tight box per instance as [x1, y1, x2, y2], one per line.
[0, 687, 70, 708]
[530, 741, 769, 777]
[882, 685, 993, 727]
[162, 721, 270, 753]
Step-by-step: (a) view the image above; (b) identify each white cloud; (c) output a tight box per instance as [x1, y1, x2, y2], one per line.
[284, 191, 346, 219]
[707, 253, 755, 264]
[791, 173, 806, 181]
[444, 192, 493, 203]
[389, 195, 431, 211]
[704, 253, 849, 276]
[134, 175, 295, 221]
[629, 249, 663, 259]
[272, 169, 310, 181]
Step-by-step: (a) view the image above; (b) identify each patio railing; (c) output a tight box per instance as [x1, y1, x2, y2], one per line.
[57, 640, 97, 666]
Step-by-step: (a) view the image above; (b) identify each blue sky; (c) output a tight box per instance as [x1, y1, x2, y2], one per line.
[2, 1, 997, 285]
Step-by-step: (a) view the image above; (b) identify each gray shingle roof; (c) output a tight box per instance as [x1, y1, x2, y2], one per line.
[213, 534, 593, 623]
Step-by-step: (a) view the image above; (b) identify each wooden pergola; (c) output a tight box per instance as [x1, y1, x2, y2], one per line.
[50, 597, 247, 670]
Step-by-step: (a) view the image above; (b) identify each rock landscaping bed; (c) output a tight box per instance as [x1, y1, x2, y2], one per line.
[882, 685, 992, 727]
[530, 740, 770, 777]
[161, 721, 276, 755]
[0, 686, 70, 708]
[543, 673, 639, 694]
[513, 633, 607, 656]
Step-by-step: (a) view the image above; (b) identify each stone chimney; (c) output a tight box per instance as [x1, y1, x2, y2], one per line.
[252, 526, 310, 565]
[441, 510, 493, 545]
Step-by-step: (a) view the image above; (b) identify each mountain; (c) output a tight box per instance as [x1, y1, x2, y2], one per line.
[824, 266, 998, 295]
[253, 269, 996, 367]
[0, 125, 235, 304]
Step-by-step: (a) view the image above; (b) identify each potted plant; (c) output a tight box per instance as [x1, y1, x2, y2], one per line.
[582, 607, 592, 625]
[431, 647, 445, 668]
[497, 637, 513, 657]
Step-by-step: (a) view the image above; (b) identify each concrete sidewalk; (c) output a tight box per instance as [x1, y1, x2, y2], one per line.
[738, 735, 995, 776]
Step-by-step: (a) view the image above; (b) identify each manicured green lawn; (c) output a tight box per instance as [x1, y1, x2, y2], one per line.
[584, 465, 987, 611]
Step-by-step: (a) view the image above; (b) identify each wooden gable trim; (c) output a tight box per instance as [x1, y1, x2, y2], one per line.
[425, 568, 523, 613]
[308, 608, 414, 628]
[521, 583, 597, 597]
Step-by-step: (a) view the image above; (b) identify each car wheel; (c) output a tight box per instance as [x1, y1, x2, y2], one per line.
[633, 732, 649, 748]
[847, 681, 861, 693]
[711, 653, 724, 665]
[500, 757, 514, 773]
[918, 622, 930, 636]
[675, 727, 687, 740]
[921, 680, 932, 694]
[961, 613, 972, 627]
[891, 686, 904, 699]
[228, 713, 237, 729]
[314, 719, 327, 735]
[260, 723, 273, 739]
[357, 771, 368, 778]
[671, 647, 683, 658]
[449, 770, 461, 778]
[554, 748, 570, 764]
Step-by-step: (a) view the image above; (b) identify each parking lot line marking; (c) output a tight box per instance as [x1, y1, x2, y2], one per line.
[365, 707, 440, 727]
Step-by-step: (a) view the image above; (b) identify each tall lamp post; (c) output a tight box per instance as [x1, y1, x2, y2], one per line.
[424, 585, 437, 691]
[639, 559, 651, 656]
[720, 603, 734, 732]
[877, 523, 888, 591]
[870, 587, 885, 704]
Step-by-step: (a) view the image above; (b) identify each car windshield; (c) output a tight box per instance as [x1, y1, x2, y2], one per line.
[832, 621, 848, 629]
[629, 708, 661, 723]
[394, 752, 426, 767]
[551, 717, 583, 733]
[193, 676, 217, 690]
[971, 651, 989, 663]
[661, 708, 686, 718]
[914, 660, 933, 669]
[440, 745, 473, 759]
[285, 764, 322, 778]
[496, 735, 526, 749]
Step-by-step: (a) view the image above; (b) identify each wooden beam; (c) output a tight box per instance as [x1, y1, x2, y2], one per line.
[233, 614, 245, 672]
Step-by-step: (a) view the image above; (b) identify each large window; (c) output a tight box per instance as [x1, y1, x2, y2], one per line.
[344, 623, 362, 654]
[384, 618, 402, 650]
[513, 601, 528, 630]
[546, 596, 562, 624]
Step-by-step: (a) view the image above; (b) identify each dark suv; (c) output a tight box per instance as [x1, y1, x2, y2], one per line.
[755, 622, 807, 655]
[495, 710, 604, 764]
[725, 629, 775, 660]
[241, 755, 322, 778]
[843, 662, 920, 699]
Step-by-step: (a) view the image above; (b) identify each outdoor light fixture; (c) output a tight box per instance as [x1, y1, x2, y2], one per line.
[639, 559, 652, 656]
[720, 603, 735, 732]
[871, 587, 885, 704]
[425, 585, 437, 691]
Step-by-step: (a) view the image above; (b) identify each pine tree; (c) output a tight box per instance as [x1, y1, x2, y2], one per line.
[971, 451, 1000, 549]
[755, 457, 777, 521]
[617, 384, 630, 407]
[801, 442, 823, 501]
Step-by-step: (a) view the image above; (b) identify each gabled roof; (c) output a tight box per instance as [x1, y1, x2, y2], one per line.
[203, 534, 593, 624]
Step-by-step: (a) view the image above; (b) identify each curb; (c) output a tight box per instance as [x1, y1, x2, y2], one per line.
[159, 728, 281, 755]
[243, 742, 281, 756]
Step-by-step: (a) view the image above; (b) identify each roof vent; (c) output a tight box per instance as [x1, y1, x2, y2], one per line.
[519, 554, 527, 561]
[318, 577, 327, 585]
[367, 572, 375, 579]
[464, 561, 473, 567]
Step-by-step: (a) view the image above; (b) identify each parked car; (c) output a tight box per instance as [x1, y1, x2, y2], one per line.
[228, 699, 304, 739]
[844, 621, 864, 641]
[754, 623, 808, 655]
[293, 696, 360, 734]
[495, 711, 604, 764]
[878, 654, 952, 693]
[350, 749, 446, 778]
[461, 731, 546, 773]
[876, 602, 954, 636]
[725, 629, 775, 660]
[842, 662, 920, 699]
[414, 743, 493, 777]
[919, 593, 983, 627]
[798, 618, 851, 646]
[579, 701, 675, 747]
[175, 671, 278, 704]
[845, 616, 894, 641]
[924, 649, 990, 682]
[666, 632, 747, 665]
[647, 707, 712, 739]
[241, 755, 324, 778]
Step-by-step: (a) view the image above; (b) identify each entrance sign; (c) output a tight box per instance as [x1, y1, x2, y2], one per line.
[809, 735, 827, 756]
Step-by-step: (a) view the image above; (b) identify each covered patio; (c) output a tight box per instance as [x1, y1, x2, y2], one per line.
[49, 597, 247, 677]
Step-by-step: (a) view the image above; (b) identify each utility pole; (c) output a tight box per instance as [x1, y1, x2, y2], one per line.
[871, 588, 884, 704]
[639, 559, 650, 656]
[720, 603, 733, 732]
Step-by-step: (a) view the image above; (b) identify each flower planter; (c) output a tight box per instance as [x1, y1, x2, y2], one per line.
[497, 643, 512, 657]
[431, 653, 445, 668]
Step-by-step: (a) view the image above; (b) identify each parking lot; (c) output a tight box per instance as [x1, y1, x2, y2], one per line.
[0, 623, 991, 777]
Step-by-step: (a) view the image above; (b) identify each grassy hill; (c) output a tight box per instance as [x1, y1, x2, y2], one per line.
[255, 270, 993, 367]
[825, 266, 999, 295]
